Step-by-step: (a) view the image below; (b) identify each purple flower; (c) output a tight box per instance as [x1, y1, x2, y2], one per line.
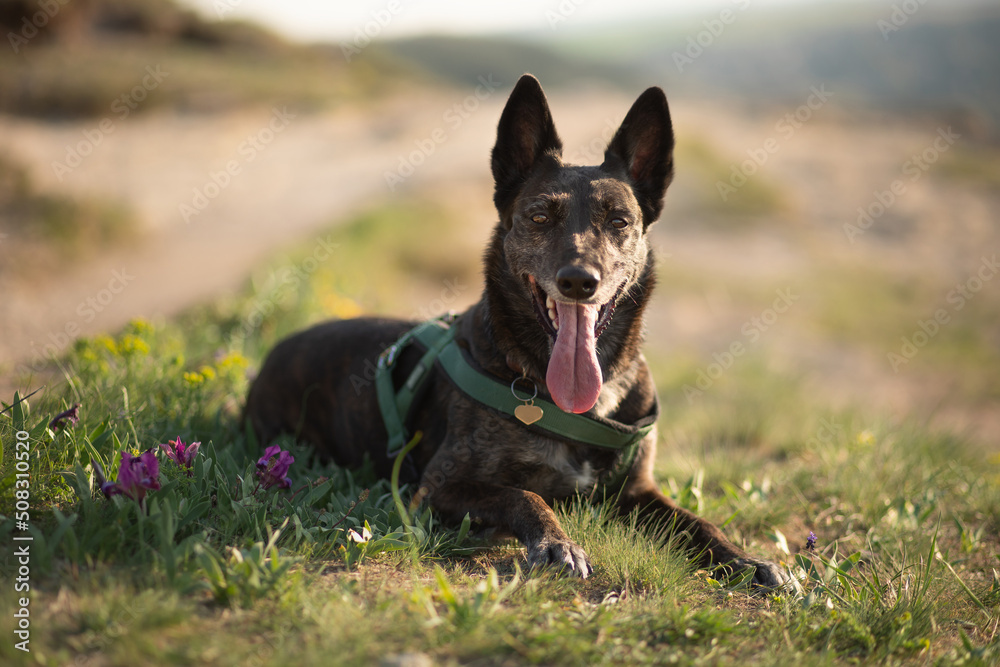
[101, 450, 161, 502]
[49, 403, 81, 431]
[256, 445, 294, 490]
[159, 438, 200, 471]
[806, 531, 817, 552]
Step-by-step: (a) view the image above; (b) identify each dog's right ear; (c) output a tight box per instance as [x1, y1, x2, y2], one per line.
[491, 74, 563, 222]
[603, 86, 675, 227]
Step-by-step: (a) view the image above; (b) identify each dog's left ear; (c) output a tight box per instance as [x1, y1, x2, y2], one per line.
[603, 87, 675, 226]
[491, 74, 563, 221]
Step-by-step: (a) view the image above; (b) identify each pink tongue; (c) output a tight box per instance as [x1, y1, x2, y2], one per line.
[546, 301, 603, 413]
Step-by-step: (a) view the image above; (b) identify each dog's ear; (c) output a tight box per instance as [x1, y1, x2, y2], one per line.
[491, 74, 563, 220]
[603, 87, 675, 226]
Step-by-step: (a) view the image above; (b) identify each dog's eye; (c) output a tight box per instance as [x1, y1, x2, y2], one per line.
[611, 218, 628, 229]
[531, 214, 549, 225]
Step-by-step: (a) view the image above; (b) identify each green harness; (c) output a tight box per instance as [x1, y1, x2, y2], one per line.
[374, 316, 658, 484]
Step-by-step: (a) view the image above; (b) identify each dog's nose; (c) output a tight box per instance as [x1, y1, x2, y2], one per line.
[556, 266, 600, 300]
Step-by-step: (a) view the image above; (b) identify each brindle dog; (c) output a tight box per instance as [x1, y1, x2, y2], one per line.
[244, 74, 787, 586]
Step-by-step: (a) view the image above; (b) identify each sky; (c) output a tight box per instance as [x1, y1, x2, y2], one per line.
[177, 0, 859, 43]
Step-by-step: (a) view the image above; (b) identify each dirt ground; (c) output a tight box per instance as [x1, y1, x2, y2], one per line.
[2, 88, 997, 442]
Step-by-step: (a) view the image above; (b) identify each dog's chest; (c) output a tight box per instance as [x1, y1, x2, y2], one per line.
[522, 381, 634, 495]
[427, 373, 630, 500]
[509, 436, 599, 497]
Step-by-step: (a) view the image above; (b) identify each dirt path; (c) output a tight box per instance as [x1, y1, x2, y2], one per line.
[0, 90, 501, 376]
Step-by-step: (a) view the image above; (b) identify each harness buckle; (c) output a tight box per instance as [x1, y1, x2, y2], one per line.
[378, 343, 400, 369]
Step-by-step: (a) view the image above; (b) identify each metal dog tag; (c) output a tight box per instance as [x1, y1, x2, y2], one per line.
[515, 404, 544, 425]
[511, 376, 543, 425]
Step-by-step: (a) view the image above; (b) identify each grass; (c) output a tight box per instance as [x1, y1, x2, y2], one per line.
[2, 201, 999, 666]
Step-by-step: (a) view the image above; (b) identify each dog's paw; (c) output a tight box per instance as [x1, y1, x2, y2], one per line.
[527, 537, 594, 579]
[730, 557, 790, 590]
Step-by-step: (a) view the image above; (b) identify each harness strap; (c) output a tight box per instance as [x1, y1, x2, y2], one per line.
[375, 317, 657, 473]
[376, 319, 456, 456]
[426, 331, 655, 450]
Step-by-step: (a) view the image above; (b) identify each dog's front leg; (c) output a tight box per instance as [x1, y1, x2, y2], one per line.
[617, 479, 788, 588]
[422, 476, 593, 578]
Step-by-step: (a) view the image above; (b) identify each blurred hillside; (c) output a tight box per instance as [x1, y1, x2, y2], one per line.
[378, 2, 1000, 141]
[370, 35, 634, 93]
[7, 0, 996, 134]
[0, 0, 412, 118]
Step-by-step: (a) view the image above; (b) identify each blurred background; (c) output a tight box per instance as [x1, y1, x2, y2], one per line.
[1, 0, 998, 444]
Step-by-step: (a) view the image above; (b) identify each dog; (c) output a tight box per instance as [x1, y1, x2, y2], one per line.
[244, 74, 786, 587]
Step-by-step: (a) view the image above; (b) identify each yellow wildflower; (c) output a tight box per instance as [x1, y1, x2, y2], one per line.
[183, 371, 205, 386]
[323, 293, 362, 320]
[94, 334, 117, 355]
[127, 318, 154, 337]
[117, 334, 150, 357]
[216, 352, 250, 373]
